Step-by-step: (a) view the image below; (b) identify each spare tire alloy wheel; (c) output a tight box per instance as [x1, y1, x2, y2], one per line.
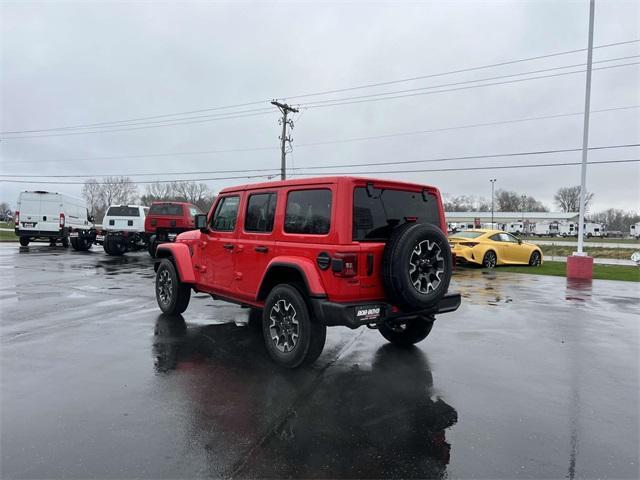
[409, 240, 445, 295]
[382, 223, 452, 311]
[269, 299, 299, 354]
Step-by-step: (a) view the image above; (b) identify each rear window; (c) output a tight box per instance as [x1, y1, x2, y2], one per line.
[149, 204, 184, 216]
[450, 231, 483, 239]
[353, 187, 440, 241]
[106, 206, 140, 217]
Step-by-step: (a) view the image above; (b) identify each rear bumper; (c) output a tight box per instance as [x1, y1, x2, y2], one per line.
[451, 248, 481, 265]
[15, 229, 63, 238]
[310, 292, 461, 329]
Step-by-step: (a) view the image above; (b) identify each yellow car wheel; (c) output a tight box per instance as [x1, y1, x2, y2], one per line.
[529, 251, 542, 267]
[482, 250, 497, 268]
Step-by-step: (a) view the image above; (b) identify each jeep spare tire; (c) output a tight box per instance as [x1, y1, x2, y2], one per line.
[382, 222, 452, 311]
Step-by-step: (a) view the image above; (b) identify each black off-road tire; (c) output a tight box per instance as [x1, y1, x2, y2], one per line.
[262, 284, 326, 368]
[382, 223, 452, 311]
[379, 315, 434, 347]
[148, 236, 158, 258]
[155, 258, 191, 314]
[529, 250, 542, 267]
[105, 236, 126, 256]
[19, 237, 29, 247]
[72, 235, 92, 251]
[61, 235, 69, 248]
[482, 250, 497, 269]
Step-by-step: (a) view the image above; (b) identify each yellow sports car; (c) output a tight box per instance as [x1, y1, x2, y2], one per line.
[449, 229, 543, 268]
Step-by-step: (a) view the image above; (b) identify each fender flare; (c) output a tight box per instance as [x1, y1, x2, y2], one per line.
[155, 243, 196, 284]
[259, 256, 327, 298]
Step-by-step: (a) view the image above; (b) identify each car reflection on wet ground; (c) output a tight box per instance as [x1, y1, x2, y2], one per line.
[1, 243, 638, 479]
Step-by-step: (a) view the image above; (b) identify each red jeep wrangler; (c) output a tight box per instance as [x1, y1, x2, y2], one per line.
[145, 201, 204, 258]
[154, 176, 460, 367]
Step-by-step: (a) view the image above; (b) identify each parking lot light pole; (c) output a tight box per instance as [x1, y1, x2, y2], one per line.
[490, 179, 497, 226]
[568, 0, 595, 280]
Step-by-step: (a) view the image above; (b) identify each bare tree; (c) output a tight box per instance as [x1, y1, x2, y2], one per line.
[554, 186, 594, 212]
[101, 176, 138, 206]
[495, 190, 522, 211]
[82, 179, 103, 216]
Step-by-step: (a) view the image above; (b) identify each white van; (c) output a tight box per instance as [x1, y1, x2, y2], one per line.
[98, 205, 149, 255]
[15, 191, 91, 247]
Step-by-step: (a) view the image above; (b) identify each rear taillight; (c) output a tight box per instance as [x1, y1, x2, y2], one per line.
[15, 211, 19, 225]
[332, 253, 358, 278]
[59, 213, 65, 227]
[460, 242, 478, 247]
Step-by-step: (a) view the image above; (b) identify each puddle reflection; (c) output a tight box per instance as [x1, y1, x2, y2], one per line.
[153, 314, 458, 478]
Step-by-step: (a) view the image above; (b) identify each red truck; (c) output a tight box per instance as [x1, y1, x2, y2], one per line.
[153, 177, 460, 367]
[145, 201, 204, 257]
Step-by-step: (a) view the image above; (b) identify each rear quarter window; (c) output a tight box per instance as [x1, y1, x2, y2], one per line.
[353, 187, 440, 241]
[285, 189, 332, 235]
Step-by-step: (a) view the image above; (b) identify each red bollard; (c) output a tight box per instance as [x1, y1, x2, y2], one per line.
[566, 255, 594, 280]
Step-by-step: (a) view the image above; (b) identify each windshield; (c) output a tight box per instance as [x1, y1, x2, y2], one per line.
[353, 187, 439, 241]
[106, 206, 140, 217]
[449, 231, 483, 239]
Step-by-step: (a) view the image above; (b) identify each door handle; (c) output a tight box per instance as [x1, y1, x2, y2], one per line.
[223, 243, 234, 250]
[254, 246, 269, 253]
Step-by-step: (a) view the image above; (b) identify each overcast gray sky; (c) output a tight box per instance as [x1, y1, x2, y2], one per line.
[1, 0, 639, 212]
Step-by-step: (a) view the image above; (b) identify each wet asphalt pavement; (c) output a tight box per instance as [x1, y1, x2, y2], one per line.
[1, 243, 638, 479]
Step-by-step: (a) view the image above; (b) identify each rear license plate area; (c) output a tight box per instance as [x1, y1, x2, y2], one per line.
[22, 222, 36, 228]
[354, 305, 383, 323]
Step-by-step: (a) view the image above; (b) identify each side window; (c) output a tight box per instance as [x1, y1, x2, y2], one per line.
[285, 189, 332, 235]
[490, 234, 502, 242]
[211, 196, 240, 232]
[245, 193, 276, 233]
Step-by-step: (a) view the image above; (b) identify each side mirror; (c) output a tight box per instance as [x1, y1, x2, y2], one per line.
[195, 214, 208, 232]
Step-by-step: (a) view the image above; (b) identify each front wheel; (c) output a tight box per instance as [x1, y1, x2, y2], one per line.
[19, 237, 29, 246]
[379, 315, 434, 347]
[529, 250, 542, 266]
[262, 285, 326, 368]
[155, 259, 191, 314]
[482, 250, 497, 268]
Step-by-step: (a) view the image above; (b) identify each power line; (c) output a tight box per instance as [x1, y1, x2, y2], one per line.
[290, 159, 640, 176]
[300, 55, 640, 107]
[284, 39, 640, 101]
[1, 159, 637, 185]
[1, 110, 276, 140]
[1, 143, 637, 178]
[2, 104, 637, 165]
[295, 105, 640, 148]
[2, 38, 637, 135]
[302, 61, 640, 109]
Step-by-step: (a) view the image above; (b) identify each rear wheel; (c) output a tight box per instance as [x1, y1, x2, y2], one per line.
[155, 259, 191, 314]
[529, 250, 542, 266]
[482, 250, 497, 268]
[148, 235, 158, 258]
[19, 237, 29, 246]
[61, 235, 69, 248]
[379, 315, 434, 347]
[262, 284, 326, 368]
[105, 236, 126, 256]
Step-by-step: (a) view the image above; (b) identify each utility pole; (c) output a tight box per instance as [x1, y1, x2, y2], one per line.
[521, 194, 526, 222]
[490, 179, 497, 226]
[271, 101, 298, 180]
